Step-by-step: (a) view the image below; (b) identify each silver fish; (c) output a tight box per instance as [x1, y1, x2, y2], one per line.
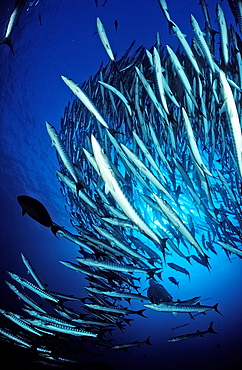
[7, 271, 59, 303]
[61, 76, 109, 128]
[144, 302, 222, 315]
[96, 17, 115, 61]
[0, 0, 28, 54]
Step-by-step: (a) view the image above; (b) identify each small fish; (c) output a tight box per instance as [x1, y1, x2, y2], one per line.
[108, 336, 152, 351]
[114, 19, 118, 32]
[171, 323, 189, 331]
[168, 321, 217, 342]
[38, 14, 42, 26]
[17, 195, 61, 236]
[168, 276, 179, 288]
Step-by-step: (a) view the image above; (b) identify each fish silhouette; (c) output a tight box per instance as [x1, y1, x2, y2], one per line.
[17, 195, 61, 236]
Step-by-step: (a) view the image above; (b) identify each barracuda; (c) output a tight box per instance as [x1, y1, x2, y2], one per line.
[92, 224, 152, 263]
[135, 66, 166, 121]
[32, 321, 98, 337]
[46, 122, 79, 184]
[23, 309, 76, 327]
[61, 76, 109, 128]
[56, 170, 98, 211]
[5, 280, 46, 313]
[0, 0, 28, 54]
[153, 47, 169, 114]
[120, 143, 174, 201]
[7, 271, 59, 303]
[76, 257, 160, 277]
[0, 327, 32, 348]
[190, 14, 215, 73]
[144, 302, 222, 315]
[91, 135, 162, 247]
[153, 194, 206, 258]
[98, 81, 132, 115]
[166, 45, 198, 108]
[101, 217, 139, 230]
[132, 131, 166, 180]
[21, 253, 46, 290]
[216, 4, 229, 66]
[182, 107, 213, 177]
[0, 308, 42, 336]
[168, 321, 217, 342]
[85, 287, 150, 302]
[59, 260, 107, 280]
[219, 71, 242, 178]
[96, 17, 115, 61]
[217, 241, 242, 257]
[171, 22, 202, 76]
[84, 303, 147, 317]
[56, 228, 95, 253]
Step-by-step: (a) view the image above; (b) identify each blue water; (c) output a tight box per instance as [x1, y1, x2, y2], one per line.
[0, 0, 241, 369]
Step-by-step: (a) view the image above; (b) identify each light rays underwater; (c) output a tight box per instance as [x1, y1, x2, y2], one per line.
[0, 0, 242, 368]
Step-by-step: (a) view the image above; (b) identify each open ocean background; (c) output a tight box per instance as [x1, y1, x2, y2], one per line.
[0, 0, 241, 369]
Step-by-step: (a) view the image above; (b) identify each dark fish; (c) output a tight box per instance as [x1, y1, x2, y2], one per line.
[38, 14, 42, 26]
[17, 195, 61, 236]
[168, 276, 180, 288]
[191, 254, 211, 270]
[114, 20, 118, 32]
[172, 323, 189, 331]
[108, 336, 152, 351]
[168, 263, 191, 281]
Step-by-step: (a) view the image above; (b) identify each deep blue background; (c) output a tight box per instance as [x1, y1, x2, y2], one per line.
[0, 0, 241, 369]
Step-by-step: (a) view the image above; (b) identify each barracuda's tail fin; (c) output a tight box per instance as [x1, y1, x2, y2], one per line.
[207, 321, 217, 334]
[145, 336, 152, 346]
[136, 309, 147, 318]
[0, 37, 14, 54]
[213, 303, 223, 316]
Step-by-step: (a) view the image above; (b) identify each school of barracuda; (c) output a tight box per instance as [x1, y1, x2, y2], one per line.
[1, 0, 242, 367]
